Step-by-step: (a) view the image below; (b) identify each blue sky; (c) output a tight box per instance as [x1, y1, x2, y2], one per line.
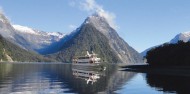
[0, 0, 190, 52]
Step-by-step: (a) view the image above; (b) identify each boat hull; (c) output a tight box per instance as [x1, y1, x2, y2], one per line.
[72, 63, 105, 71]
[72, 63, 100, 66]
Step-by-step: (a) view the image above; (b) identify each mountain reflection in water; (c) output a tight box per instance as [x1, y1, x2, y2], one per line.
[0, 63, 136, 94]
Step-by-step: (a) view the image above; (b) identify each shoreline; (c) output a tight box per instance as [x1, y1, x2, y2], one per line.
[0, 62, 68, 64]
[121, 65, 190, 77]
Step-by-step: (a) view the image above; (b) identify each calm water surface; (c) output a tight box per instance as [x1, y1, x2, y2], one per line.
[0, 63, 189, 94]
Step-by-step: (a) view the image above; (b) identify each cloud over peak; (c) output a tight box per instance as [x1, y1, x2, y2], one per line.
[0, 7, 4, 14]
[70, 0, 118, 30]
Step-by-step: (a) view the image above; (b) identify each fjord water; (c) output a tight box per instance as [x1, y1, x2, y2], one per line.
[0, 63, 189, 94]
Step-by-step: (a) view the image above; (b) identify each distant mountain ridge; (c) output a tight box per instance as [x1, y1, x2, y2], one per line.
[39, 28, 80, 54]
[170, 31, 190, 43]
[13, 25, 65, 52]
[0, 12, 65, 53]
[47, 14, 143, 63]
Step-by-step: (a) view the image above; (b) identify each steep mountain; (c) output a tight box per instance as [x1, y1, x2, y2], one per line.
[0, 12, 16, 39]
[48, 14, 143, 63]
[0, 35, 49, 62]
[0, 12, 65, 53]
[141, 31, 190, 57]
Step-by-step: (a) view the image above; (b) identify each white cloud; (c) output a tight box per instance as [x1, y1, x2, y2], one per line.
[69, 24, 77, 30]
[69, 0, 118, 30]
[80, 0, 102, 12]
[0, 7, 4, 14]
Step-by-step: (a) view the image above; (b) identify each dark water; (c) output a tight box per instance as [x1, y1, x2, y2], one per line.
[0, 63, 189, 94]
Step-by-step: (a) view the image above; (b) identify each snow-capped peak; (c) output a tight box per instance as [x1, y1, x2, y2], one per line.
[47, 32, 65, 39]
[180, 31, 190, 37]
[170, 31, 190, 43]
[13, 25, 39, 35]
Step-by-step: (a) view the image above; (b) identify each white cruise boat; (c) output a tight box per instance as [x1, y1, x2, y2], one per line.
[72, 51, 101, 66]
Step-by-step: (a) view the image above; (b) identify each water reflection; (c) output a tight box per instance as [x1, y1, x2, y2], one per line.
[72, 68, 103, 85]
[0, 63, 136, 94]
[0, 63, 70, 94]
[146, 73, 190, 94]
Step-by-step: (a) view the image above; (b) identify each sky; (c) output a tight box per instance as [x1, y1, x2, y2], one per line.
[0, 0, 190, 52]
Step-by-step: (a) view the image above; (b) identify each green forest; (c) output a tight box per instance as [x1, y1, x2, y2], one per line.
[0, 35, 51, 62]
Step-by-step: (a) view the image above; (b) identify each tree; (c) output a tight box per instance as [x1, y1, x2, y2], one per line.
[146, 41, 190, 66]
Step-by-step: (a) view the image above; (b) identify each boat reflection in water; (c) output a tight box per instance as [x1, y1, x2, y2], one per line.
[72, 67, 105, 85]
